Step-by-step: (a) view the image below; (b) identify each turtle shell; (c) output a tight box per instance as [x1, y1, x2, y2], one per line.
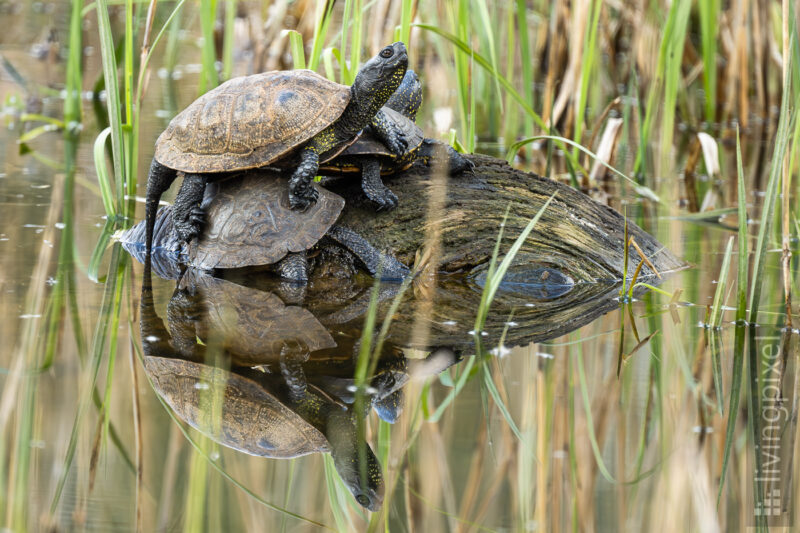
[331, 107, 424, 160]
[144, 356, 330, 458]
[154, 70, 351, 173]
[187, 173, 345, 269]
[179, 270, 336, 365]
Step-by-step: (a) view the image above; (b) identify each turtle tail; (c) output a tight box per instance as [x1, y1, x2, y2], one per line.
[145, 159, 177, 273]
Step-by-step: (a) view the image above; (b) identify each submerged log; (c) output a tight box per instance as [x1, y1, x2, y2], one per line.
[323, 154, 683, 281]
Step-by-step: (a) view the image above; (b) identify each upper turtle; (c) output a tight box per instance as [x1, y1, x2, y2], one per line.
[154, 70, 352, 173]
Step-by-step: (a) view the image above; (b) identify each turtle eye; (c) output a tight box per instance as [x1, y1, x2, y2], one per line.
[356, 494, 370, 507]
[379, 47, 393, 59]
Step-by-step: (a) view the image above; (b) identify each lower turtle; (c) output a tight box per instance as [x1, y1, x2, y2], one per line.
[122, 173, 409, 282]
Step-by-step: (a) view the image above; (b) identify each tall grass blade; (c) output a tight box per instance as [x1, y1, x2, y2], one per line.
[93, 127, 118, 218]
[709, 237, 733, 414]
[698, 0, 720, 122]
[285, 30, 307, 69]
[309, 0, 335, 70]
[748, 105, 795, 324]
[573, 0, 602, 151]
[710, 237, 733, 330]
[633, 0, 691, 176]
[717, 127, 750, 505]
[95, 0, 126, 211]
[199, 0, 220, 93]
[222, 0, 235, 79]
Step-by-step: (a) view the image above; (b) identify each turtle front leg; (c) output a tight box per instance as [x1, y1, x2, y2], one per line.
[173, 173, 208, 245]
[361, 158, 398, 210]
[370, 109, 408, 155]
[289, 147, 321, 210]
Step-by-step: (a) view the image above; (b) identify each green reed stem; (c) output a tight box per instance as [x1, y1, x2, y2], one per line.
[515, 0, 534, 136]
[698, 0, 719, 123]
[199, 0, 220, 94]
[633, 0, 690, 177]
[573, 0, 602, 154]
[748, 91, 795, 324]
[309, 0, 336, 71]
[95, 0, 126, 212]
[222, 0, 235, 79]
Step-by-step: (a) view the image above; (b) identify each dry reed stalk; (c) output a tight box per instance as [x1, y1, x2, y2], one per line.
[409, 154, 448, 350]
[542, 4, 563, 126]
[369, 0, 392, 52]
[471, 423, 514, 525]
[780, 0, 792, 327]
[155, 424, 183, 531]
[551, 0, 588, 131]
[534, 358, 549, 530]
[751, 1, 767, 118]
[737, 0, 750, 126]
[588, 117, 623, 191]
[682, 137, 702, 212]
[454, 422, 487, 529]
[128, 338, 144, 533]
[422, 422, 459, 530]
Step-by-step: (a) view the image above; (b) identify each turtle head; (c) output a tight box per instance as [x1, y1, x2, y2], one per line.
[386, 69, 422, 121]
[351, 42, 408, 120]
[327, 411, 385, 511]
[418, 139, 475, 174]
[332, 443, 384, 511]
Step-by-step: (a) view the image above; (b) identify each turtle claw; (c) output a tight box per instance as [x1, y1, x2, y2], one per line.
[288, 186, 319, 211]
[288, 177, 320, 211]
[175, 206, 205, 245]
[373, 190, 398, 211]
[386, 130, 408, 155]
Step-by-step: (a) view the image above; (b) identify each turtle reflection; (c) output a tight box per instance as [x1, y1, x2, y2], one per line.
[140, 269, 444, 512]
[140, 261, 651, 511]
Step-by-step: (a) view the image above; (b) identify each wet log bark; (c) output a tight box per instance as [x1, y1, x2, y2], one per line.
[324, 154, 684, 282]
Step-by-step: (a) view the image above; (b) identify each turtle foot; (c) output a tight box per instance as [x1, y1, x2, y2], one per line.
[372, 109, 408, 155]
[174, 205, 204, 244]
[384, 130, 408, 155]
[288, 179, 320, 211]
[368, 187, 398, 211]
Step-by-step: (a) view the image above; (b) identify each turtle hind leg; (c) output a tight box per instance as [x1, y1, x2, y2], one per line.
[361, 158, 398, 211]
[173, 173, 208, 245]
[326, 225, 409, 280]
[145, 159, 178, 256]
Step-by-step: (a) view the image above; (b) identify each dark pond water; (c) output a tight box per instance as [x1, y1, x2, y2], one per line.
[2, 2, 799, 532]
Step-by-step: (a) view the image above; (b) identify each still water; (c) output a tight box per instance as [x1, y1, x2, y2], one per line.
[2, 2, 799, 532]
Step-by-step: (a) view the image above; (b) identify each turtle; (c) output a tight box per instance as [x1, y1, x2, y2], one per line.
[139, 269, 385, 510]
[122, 172, 410, 281]
[144, 42, 410, 265]
[320, 69, 474, 210]
[142, 356, 384, 510]
[165, 269, 337, 365]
